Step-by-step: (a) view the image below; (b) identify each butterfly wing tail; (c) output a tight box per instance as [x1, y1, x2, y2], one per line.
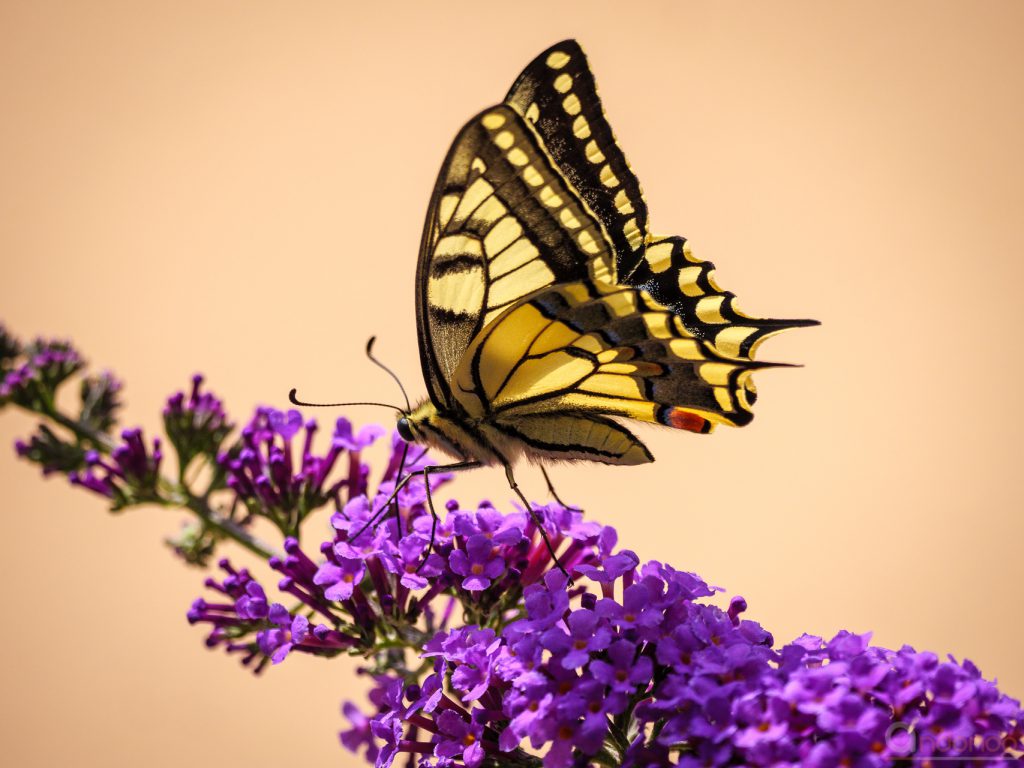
[625, 235, 819, 360]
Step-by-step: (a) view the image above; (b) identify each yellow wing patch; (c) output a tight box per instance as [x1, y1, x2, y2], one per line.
[416, 103, 623, 407]
[454, 282, 774, 449]
[492, 412, 653, 465]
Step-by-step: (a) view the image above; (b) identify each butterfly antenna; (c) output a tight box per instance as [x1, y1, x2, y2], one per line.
[287, 389, 403, 413]
[365, 337, 411, 413]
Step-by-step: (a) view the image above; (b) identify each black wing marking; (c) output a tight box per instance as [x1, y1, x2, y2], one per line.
[627, 235, 819, 359]
[505, 40, 817, 360]
[505, 39, 649, 279]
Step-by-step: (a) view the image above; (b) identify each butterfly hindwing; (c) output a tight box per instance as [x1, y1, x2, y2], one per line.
[490, 411, 653, 466]
[628, 235, 820, 360]
[452, 281, 773, 459]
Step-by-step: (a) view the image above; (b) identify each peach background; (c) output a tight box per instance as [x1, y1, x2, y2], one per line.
[2, 1, 1022, 765]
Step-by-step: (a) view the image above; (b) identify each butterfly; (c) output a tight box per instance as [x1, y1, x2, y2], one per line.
[294, 40, 816, 565]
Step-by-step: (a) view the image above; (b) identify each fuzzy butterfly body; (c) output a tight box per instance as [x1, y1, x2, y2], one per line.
[403, 40, 816, 470]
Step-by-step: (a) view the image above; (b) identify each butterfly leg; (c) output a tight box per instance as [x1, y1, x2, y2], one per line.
[539, 465, 583, 513]
[352, 460, 479, 543]
[387, 444, 430, 538]
[350, 469, 422, 542]
[391, 442, 411, 539]
[502, 462, 570, 581]
[416, 460, 481, 572]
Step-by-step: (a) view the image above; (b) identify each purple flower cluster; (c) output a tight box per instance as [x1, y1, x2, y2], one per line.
[218, 407, 386, 535]
[68, 428, 163, 505]
[190, 422, 1024, 766]
[1, 327, 1020, 768]
[187, 559, 357, 670]
[349, 554, 1024, 768]
[15, 424, 86, 475]
[163, 374, 232, 472]
[188, 424, 618, 678]
[1, 331, 122, 478]
[0, 338, 83, 408]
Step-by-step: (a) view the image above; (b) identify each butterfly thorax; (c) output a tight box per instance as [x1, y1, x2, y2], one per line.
[404, 399, 507, 465]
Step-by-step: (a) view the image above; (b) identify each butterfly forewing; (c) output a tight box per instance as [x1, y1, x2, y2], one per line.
[625, 235, 820, 360]
[503, 41, 818, 364]
[505, 40, 650, 278]
[416, 103, 617, 409]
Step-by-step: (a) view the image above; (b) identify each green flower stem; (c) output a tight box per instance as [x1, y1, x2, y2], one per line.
[40, 398, 116, 452]
[179, 494, 276, 561]
[16, 400, 278, 561]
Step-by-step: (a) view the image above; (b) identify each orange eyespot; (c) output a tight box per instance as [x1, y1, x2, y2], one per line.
[660, 407, 711, 434]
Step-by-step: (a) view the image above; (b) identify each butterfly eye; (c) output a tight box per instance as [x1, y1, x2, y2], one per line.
[396, 417, 415, 443]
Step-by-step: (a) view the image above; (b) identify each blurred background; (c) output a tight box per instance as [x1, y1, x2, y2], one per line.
[2, 1, 1022, 765]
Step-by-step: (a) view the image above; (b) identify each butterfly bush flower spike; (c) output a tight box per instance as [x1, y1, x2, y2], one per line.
[219, 407, 386, 536]
[185, 415, 1024, 766]
[163, 374, 232, 472]
[0, 338, 83, 408]
[1, 322, 1021, 766]
[68, 428, 163, 507]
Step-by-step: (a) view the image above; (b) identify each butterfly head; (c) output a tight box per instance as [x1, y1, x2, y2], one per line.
[396, 399, 438, 445]
[396, 414, 416, 443]
[396, 399, 492, 463]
